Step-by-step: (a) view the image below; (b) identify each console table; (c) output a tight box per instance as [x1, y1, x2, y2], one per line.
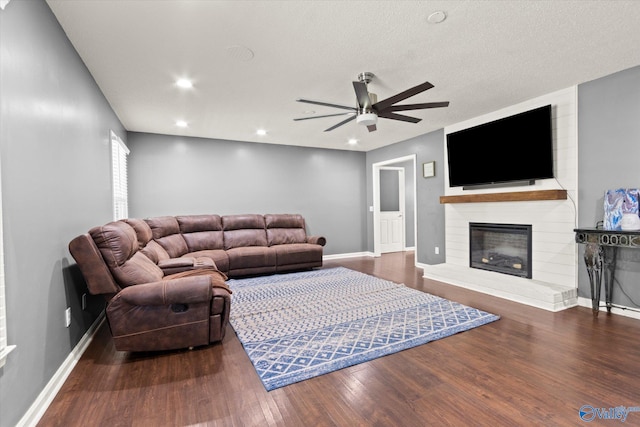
[574, 228, 640, 316]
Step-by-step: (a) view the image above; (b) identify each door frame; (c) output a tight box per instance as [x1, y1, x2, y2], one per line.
[372, 154, 417, 261]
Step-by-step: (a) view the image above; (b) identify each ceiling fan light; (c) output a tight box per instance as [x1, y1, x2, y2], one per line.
[356, 113, 377, 127]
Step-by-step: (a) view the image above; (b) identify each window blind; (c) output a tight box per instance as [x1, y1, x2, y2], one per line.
[111, 131, 130, 221]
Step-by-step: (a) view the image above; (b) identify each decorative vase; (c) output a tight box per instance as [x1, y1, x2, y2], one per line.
[620, 213, 640, 231]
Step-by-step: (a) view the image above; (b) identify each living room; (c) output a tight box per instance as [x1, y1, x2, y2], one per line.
[2, 1, 640, 426]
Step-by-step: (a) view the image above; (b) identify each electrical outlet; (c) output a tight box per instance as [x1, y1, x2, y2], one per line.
[82, 293, 87, 311]
[65, 307, 71, 328]
[435, 246, 440, 255]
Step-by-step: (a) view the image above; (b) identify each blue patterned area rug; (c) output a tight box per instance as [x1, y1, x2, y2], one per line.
[228, 267, 499, 391]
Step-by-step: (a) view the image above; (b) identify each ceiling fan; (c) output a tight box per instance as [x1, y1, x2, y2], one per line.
[294, 72, 449, 132]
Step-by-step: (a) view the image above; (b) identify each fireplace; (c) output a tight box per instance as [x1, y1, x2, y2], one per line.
[469, 223, 532, 279]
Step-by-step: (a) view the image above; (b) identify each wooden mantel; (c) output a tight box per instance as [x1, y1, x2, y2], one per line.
[440, 189, 567, 204]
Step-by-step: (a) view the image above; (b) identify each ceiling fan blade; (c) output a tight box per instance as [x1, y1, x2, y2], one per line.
[352, 81, 371, 109]
[383, 101, 450, 112]
[296, 98, 356, 111]
[378, 111, 422, 123]
[324, 114, 357, 132]
[373, 81, 435, 111]
[367, 124, 377, 132]
[294, 112, 355, 121]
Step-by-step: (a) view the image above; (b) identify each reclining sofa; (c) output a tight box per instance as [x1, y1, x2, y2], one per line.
[69, 213, 326, 352]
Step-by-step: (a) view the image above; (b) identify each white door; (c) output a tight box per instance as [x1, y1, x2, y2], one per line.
[379, 167, 405, 253]
[380, 211, 404, 253]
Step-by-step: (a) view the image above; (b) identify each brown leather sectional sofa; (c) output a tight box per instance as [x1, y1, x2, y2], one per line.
[69, 213, 326, 352]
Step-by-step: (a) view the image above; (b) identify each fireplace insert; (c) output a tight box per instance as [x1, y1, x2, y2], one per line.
[469, 223, 532, 278]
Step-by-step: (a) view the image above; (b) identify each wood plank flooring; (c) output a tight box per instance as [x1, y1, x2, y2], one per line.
[37, 252, 640, 426]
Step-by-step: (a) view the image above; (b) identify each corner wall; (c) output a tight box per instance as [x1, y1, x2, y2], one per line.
[0, 1, 125, 425]
[366, 130, 446, 265]
[578, 65, 640, 308]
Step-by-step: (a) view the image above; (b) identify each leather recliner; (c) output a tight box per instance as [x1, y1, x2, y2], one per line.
[69, 219, 231, 352]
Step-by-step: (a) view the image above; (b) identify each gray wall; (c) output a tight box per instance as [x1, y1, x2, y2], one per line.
[126, 132, 367, 256]
[366, 130, 446, 264]
[578, 65, 640, 307]
[399, 159, 416, 248]
[0, 1, 125, 426]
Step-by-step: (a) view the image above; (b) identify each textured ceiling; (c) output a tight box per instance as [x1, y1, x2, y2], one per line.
[46, 0, 640, 151]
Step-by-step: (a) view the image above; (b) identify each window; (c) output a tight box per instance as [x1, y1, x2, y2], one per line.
[0, 165, 15, 368]
[111, 131, 129, 220]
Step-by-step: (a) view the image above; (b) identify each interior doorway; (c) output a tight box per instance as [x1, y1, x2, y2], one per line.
[379, 167, 405, 253]
[372, 154, 417, 260]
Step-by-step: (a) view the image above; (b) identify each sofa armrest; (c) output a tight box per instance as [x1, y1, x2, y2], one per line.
[158, 258, 195, 270]
[306, 235, 327, 246]
[158, 257, 216, 275]
[116, 275, 212, 306]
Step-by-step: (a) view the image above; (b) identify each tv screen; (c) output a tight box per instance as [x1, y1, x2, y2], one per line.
[446, 105, 554, 188]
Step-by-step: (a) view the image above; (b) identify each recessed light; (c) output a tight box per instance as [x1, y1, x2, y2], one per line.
[176, 120, 188, 128]
[176, 78, 193, 89]
[256, 129, 267, 136]
[427, 10, 447, 24]
[348, 139, 358, 146]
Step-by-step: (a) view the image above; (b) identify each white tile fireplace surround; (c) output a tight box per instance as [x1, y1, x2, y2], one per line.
[423, 88, 579, 312]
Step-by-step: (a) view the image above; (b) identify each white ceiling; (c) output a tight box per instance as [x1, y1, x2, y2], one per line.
[46, 0, 640, 152]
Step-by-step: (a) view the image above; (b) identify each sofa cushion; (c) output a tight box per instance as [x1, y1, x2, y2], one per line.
[222, 214, 267, 249]
[114, 252, 164, 287]
[222, 214, 265, 230]
[122, 218, 153, 249]
[182, 231, 223, 251]
[90, 221, 138, 267]
[177, 215, 222, 233]
[145, 216, 181, 239]
[140, 240, 170, 264]
[271, 243, 323, 267]
[89, 221, 163, 287]
[226, 246, 276, 274]
[177, 215, 223, 250]
[69, 234, 121, 296]
[145, 216, 189, 258]
[267, 228, 307, 246]
[264, 213, 305, 229]
[156, 234, 189, 258]
[265, 214, 308, 245]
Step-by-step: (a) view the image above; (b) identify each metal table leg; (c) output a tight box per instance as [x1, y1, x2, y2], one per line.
[602, 246, 617, 313]
[584, 242, 603, 316]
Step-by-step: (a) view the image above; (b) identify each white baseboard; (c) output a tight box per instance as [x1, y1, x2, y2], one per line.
[17, 314, 105, 427]
[324, 250, 423, 261]
[577, 297, 640, 320]
[323, 251, 375, 260]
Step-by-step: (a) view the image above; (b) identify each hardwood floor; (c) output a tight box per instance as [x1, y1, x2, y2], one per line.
[38, 252, 640, 426]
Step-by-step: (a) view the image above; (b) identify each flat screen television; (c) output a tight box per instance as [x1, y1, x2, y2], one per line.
[446, 105, 554, 188]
